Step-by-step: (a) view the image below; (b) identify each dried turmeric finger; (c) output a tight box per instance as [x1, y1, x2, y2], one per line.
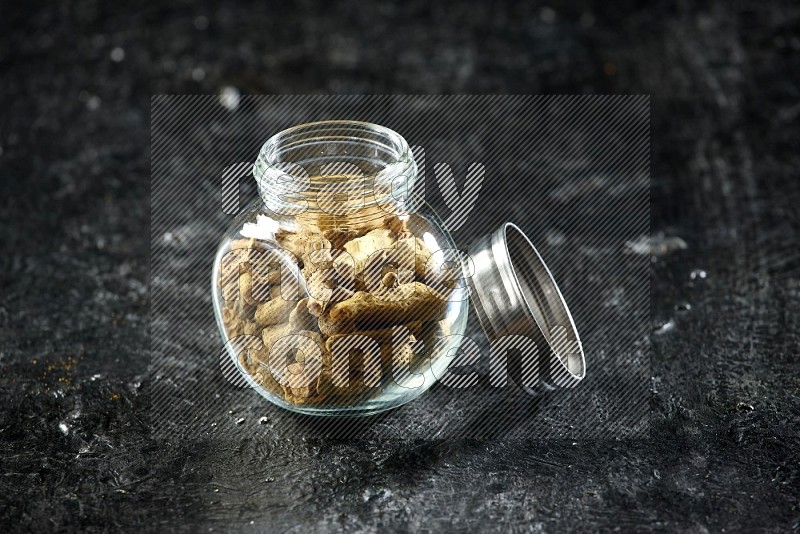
[381, 271, 398, 289]
[323, 325, 418, 397]
[317, 310, 353, 336]
[399, 236, 432, 281]
[224, 316, 245, 338]
[272, 330, 325, 403]
[306, 268, 356, 317]
[255, 297, 296, 326]
[383, 214, 413, 240]
[361, 236, 432, 291]
[247, 249, 285, 286]
[243, 321, 262, 336]
[325, 324, 417, 368]
[332, 228, 396, 277]
[274, 229, 309, 260]
[238, 344, 282, 397]
[319, 282, 447, 335]
[300, 247, 333, 280]
[260, 322, 289, 348]
[238, 271, 256, 305]
[288, 298, 317, 331]
[324, 227, 364, 249]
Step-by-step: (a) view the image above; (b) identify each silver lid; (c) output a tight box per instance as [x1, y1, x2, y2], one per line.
[467, 222, 586, 386]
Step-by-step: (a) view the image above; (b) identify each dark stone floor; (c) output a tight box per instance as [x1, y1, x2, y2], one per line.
[1, 0, 798, 531]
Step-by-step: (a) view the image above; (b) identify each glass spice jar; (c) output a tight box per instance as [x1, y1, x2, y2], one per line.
[212, 121, 469, 416]
[212, 121, 585, 417]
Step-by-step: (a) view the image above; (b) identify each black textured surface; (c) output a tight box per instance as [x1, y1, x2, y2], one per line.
[1, 1, 799, 531]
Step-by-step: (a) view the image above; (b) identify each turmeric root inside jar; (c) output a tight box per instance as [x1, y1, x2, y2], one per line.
[211, 121, 469, 416]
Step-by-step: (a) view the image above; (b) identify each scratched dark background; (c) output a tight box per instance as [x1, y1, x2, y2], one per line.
[1, 0, 799, 532]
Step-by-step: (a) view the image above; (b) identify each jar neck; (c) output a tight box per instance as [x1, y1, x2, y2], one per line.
[253, 121, 417, 228]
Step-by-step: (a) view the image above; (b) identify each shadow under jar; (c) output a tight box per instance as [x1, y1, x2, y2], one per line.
[212, 121, 468, 416]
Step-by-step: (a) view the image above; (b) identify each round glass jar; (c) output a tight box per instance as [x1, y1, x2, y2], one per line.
[212, 121, 469, 416]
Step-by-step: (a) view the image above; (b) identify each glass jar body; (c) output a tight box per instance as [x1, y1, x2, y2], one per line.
[211, 197, 468, 416]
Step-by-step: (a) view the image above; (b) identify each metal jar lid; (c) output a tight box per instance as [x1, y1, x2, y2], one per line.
[467, 222, 586, 387]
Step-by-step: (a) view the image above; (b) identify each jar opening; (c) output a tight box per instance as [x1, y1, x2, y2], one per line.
[253, 121, 417, 227]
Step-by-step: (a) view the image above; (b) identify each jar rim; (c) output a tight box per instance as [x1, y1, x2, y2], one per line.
[258, 120, 412, 166]
[253, 121, 417, 225]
